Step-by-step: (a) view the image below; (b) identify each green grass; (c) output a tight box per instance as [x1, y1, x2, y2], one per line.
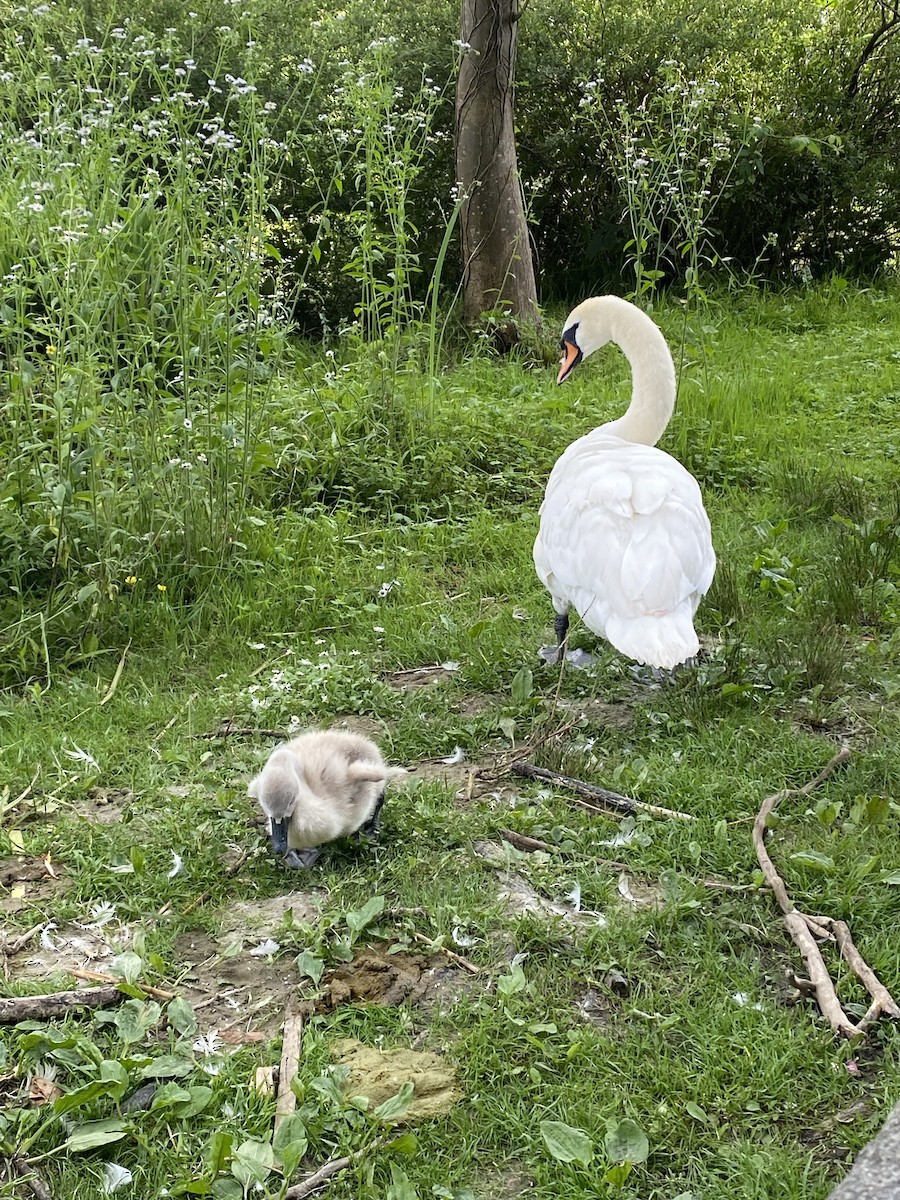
[2, 286, 900, 1198]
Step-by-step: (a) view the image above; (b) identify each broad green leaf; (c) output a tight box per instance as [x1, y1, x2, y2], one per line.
[110, 951, 143, 984]
[497, 963, 527, 999]
[296, 951, 325, 986]
[389, 1131, 419, 1156]
[99, 1060, 130, 1099]
[879, 869, 900, 885]
[789, 851, 836, 873]
[684, 1101, 709, 1123]
[386, 1163, 418, 1200]
[205, 1131, 233, 1174]
[374, 1081, 415, 1123]
[140, 1055, 193, 1079]
[230, 1138, 274, 1187]
[151, 1082, 193, 1110]
[604, 1163, 634, 1187]
[604, 1117, 649, 1164]
[511, 665, 533, 704]
[167, 996, 199, 1038]
[176, 1086, 214, 1118]
[113, 999, 161, 1046]
[273, 1113, 308, 1175]
[54, 1078, 123, 1114]
[540, 1119, 594, 1165]
[346, 895, 385, 936]
[211, 1181, 243, 1199]
[64, 1118, 130, 1152]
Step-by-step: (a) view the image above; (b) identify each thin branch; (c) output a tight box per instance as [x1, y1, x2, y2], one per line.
[284, 1138, 387, 1200]
[753, 745, 900, 1039]
[411, 931, 479, 975]
[67, 967, 174, 1000]
[10, 1156, 53, 1200]
[274, 1007, 304, 1134]
[510, 761, 696, 821]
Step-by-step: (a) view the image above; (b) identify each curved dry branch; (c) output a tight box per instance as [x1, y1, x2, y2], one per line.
[753, 745, 900, 1039]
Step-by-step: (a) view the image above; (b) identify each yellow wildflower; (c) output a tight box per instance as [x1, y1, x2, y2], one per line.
[157, 583, 167, 592]
[125, 575, 138, 586]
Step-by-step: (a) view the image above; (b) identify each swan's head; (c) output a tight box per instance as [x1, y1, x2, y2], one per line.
[557, 296, 621, 384]
[249, 749, 306, 855]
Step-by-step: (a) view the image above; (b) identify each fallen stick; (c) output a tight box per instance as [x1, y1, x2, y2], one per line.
[10, 1155, 53, 1200]
[753, 745, 900, 1039]
[197, 722, 285, 740]
[498, 827, 629, 870]
[0, 985, 121, 1025]
[510, 761, 696, 821]
[68, 967, 174, 1001]
[0, 921, 48, 956]
[411, 931, 479, 975]
[284, 1138, 386, 1200]
[274, 1008, 304, 1134]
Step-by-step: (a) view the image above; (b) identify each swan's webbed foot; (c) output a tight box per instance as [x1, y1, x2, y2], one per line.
[357, 790, 386, 841]
[281, 847, 322, 869]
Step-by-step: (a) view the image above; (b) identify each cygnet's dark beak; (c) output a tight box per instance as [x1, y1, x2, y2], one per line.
[269, 819, 289, 856]
[558, 326, 582, 384]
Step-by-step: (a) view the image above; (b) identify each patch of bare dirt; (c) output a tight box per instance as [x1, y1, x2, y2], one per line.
[0, 858, 69, 917]
[385, 665, 460, 691]
[76, 786, 135, 824]
[573, 986, 613, 1028]
[475, 1162, 535, 1197]
[614, 873, 666, 912]
[473, 841, 607, 927]
[173, 929, 295, 1042]
[216, 892, 325, 948]
[333, 1037, 460, 1120]
[318, 947, 474, 1014]
[6, 912, 133, 983]
[329, 715, 387, 741]
[554, 697, 633, 731]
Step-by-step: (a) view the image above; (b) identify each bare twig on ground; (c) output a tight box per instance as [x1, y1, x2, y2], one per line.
[9, 1156, 53, 1200]
[68, 967, 174, 1001]
[498, 827, 629, 870]
[0, 985, 121, 1024]
[753, 745, 900, 1039]
[284, 1138, 387, 1200]
[0, 921, 48, 956]
[411, 931, 479, 975]
[198, 721, 285, 740]
[274, 1007, 303, 1134]
[1, 769, 41, 824]
[510, 761, 696, 821]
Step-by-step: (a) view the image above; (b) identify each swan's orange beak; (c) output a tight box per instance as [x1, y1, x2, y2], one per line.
[558, 337, 582, 384]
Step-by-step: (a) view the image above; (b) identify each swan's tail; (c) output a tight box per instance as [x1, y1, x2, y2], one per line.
[604, 608, 699, 671]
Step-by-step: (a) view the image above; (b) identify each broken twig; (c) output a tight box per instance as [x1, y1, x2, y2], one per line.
[9, 1156, 53, 1200]
[284, 1138, 387, 1200]
[274, 1007, 304, 1134]
[68, 967, 174, 1000]
[411, 931, 479, 975]
[510, 761, 695, 821]
[0, 985, 121, 1025]
[753, 745, 900, 1039]
[498, 827, 629, 870]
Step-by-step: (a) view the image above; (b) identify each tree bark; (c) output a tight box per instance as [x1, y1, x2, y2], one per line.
[454, 0, 540, 328]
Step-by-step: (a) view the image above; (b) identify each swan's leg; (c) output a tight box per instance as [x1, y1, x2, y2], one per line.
[282, 847, 322, 869]
[553, 611, 569, 663]
[358, 790, 386, 840]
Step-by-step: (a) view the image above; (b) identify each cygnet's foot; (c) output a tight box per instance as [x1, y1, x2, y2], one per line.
[356, 790, 386, 841]
[281, 847, 322, 869]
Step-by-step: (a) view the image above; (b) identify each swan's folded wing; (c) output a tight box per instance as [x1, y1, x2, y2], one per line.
[538, 439, 715, 620]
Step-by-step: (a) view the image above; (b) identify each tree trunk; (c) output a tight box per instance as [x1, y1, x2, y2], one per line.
[454, 0, 540, 329]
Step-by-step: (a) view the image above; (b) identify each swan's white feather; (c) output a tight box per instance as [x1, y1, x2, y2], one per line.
[535, 298, 716, 670]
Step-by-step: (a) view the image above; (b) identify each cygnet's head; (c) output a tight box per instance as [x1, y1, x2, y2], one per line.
[249, 749, 304, 855]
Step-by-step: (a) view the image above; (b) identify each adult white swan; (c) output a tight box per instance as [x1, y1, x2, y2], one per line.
[533, 296, 716, 670]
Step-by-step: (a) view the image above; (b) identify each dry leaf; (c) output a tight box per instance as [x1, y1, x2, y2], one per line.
[29, 1075, 64, 1106]
[9, 829, 25, 854]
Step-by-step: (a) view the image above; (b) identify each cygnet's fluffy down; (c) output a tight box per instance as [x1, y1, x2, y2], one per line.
[248, 729, 405, 868]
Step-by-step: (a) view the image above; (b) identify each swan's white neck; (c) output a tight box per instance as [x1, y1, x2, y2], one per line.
[566, 297, 676, 447]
